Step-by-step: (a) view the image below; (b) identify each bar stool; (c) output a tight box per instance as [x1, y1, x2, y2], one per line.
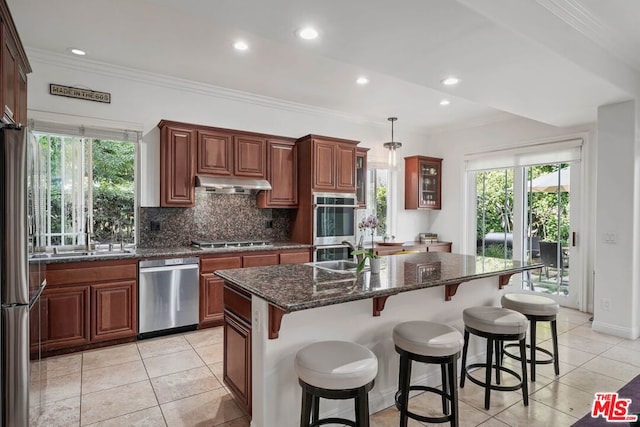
[393, 321, 464, 427]
[501, 293, 560, 382]
[294, 340, 378, 427]
[460, 306, 529, 410]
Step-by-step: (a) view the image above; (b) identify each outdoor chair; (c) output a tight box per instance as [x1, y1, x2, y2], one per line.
[538, 241, 568, 281]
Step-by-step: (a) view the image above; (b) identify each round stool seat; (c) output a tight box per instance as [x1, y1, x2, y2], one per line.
[463, 306, 527, 336]
[393, 321, 463, 357]
[501, 293, 559, 317]
[295, 341, 378, 391]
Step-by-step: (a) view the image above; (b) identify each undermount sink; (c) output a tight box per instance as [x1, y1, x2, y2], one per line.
[306, 260, 364, 274]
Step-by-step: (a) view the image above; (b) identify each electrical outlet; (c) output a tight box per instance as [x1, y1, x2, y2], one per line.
[265, 220, 273, 229]
[253, 309, 260, 327]
[601, 298, 611, 311]
[150, 220, 161, 231]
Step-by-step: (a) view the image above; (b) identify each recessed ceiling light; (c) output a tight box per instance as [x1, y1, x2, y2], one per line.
[233, 41, 249, 51]
[441, 76, 460, 86]
[69, 48, 86, 56]
[356, 77, 369, 85]
[297, 27, 319, 40]
[440, 99, 450, 106]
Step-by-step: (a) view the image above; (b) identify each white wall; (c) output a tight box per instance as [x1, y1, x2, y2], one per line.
[26, 50, 430, 240]
[593, 101, 639, 339]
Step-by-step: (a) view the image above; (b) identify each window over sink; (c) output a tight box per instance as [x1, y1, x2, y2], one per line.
[31, 125, 138, 249]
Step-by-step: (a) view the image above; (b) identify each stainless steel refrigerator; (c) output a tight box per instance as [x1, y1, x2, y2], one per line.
[1, 124, 47, 426]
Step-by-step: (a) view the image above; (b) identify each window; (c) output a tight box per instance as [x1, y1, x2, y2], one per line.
[34, 131, 136, 248]
[364, 167, 390, 238]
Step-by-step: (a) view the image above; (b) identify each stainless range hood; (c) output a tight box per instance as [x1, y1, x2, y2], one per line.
[195, 175, 272, 194]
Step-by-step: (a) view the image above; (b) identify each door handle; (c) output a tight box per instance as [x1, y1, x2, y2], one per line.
[572, 231, 577, 247]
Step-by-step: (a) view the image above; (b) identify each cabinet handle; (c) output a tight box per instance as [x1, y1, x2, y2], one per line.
[572, 231, 577, 247]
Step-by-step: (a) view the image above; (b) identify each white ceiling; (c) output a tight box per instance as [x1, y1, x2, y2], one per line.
[8, 0, 640, 133]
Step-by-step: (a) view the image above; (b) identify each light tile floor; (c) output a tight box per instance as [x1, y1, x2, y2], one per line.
[28, 308, 640, 426]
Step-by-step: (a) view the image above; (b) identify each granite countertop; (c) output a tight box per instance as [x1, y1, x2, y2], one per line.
[215, 252, 541, 312]
[33, 242, 312, 264]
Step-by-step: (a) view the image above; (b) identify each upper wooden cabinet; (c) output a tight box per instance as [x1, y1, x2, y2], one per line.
[356, 148, 369, 208]
[197, 130, 233, 176]
[234, 134, 266, 178]
[159, 121, 196, 207]
[297, 135, 359, 193]
[405, 155, 443, 210]
[257, 139, 298, 208]
[0, 0, 31, 125]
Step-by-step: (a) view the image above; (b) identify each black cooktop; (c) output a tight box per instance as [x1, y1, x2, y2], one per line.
[191, 239, 272, 248]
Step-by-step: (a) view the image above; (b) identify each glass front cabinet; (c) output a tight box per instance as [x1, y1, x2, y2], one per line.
[355, 147, 368, 208]
[405, 155, 442, 210]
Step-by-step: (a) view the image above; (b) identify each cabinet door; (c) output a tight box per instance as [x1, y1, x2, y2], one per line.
[257, 140, 297, 207]
[2, 27, 17, 123]
[405, 156, 442, 210]
[200, 273, 224, 326]
[242, 253, 279, 268]
[91, 280, 137, 342]
[160, 126, 195, 207]
[40, 286, 90, 351]
[336, 143, 356, 192]
[355, 149, 368, 207]
[197, 130, 233, 175]
[234, 135, 266, 178]
[312, 140, 336, 190]
[224, 311, 251, 414]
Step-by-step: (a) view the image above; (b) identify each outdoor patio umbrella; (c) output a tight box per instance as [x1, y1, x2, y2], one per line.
[529, 167, 570, 192]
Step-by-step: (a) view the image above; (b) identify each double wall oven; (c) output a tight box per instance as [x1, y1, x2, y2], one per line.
[313, 193, 357, 261]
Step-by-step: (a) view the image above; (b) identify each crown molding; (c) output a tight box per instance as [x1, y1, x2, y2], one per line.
[536, 0, 640, 71]
[26, 48, 396, 130]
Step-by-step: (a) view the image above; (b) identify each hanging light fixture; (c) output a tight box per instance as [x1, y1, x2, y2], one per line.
[383, 117, 402, 168]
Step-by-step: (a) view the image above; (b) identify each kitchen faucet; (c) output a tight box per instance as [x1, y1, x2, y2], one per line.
[341, 240, 356, 251]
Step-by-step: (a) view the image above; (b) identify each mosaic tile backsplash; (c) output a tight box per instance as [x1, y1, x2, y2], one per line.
[139, 192, 294, 248]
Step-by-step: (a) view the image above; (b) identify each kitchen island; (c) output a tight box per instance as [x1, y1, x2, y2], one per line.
[215, 252, 540, 427]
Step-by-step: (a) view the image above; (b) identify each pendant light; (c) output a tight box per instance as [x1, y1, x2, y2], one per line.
[383, 117, 402, 168]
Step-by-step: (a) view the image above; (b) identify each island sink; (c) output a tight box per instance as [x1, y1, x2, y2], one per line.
[306, 260, 362, 273]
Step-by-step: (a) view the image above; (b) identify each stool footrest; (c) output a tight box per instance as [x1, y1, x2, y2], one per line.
[503, 343, 554, 365]
[394, 385, 453, 424]
[464, 363, 524, 392]
[310, 418, 356, 427]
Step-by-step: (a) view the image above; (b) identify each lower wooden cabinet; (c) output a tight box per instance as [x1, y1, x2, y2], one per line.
[223, 284, 252, 415]
[91, 280, 137, 342]
[39, 285, 91, 351]
[200, 273, 225, 326]
[36, 259, 137, 353]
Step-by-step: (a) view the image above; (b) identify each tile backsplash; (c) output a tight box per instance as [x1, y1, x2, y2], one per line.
[139, 191, 293, 248]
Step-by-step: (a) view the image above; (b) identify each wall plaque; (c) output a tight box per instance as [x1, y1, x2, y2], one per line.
[49, 84, 111, 103]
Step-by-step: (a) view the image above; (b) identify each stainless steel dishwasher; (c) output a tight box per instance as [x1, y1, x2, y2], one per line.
[138, 257, 199, 335]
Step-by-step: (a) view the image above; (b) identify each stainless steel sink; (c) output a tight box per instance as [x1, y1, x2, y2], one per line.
[306, 260, 364, 273]
[32, 248, 135, 259]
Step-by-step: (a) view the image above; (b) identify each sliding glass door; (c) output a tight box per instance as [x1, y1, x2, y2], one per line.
[472, 162, 581, 308]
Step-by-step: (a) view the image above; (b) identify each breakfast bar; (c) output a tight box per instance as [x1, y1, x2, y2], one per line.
[215, 252, 539, 427]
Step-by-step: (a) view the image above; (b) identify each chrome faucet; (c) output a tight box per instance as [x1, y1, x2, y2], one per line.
[341, 240, 357, 251]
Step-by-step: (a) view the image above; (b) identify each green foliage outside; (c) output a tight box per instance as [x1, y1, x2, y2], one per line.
[376, 184, 387, 237]
[476, 164, 570, 257]
[38, 135, 135, 246]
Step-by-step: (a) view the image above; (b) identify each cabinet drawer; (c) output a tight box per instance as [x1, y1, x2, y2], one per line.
[426, 242, 452, 253]
[242, 254, 279, 268]
[223, 284, 251, 324]
[201, 256, 242, 273]
[279, 251, 311, 264]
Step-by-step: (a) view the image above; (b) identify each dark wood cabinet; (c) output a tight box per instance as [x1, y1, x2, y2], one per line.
[197, 129, 233, 176]
[405, 155, 443, 210]
[242, 253, 279, 268]
[159, 122, 195, 207]
[234, 134, 266, 178]
[39, 285, 91, 351]
[223, 283, 252, 414]
[199, 256, 242, 328]
[356, 148, 368, 208]
[38, 259, 137, 354]
[298, 135, 359, 193]
[257, 139, 298, 208]
[91, 280, 137, 342]
[0, 1, 30, 125]
[279, 250, 311, 264]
